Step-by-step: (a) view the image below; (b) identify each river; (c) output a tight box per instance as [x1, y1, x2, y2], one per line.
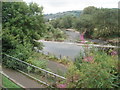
[38, 29, 109, 61]
[38, 41, 85, 61]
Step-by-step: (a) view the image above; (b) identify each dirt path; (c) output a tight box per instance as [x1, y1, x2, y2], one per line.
[2, 67, 45, 88]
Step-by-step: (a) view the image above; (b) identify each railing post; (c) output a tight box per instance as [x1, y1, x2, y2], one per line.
[60, 54, 61, 59]
[67, 56, 68, 59]
[48, 52, 49, 55]
[74, 58, 76, 62]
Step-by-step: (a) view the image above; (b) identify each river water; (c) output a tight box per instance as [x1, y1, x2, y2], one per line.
[40, 41, 85, 61]
[64, 30, 80, 42]
[38, 30, 84, 61]
[38, 30, 108, 61]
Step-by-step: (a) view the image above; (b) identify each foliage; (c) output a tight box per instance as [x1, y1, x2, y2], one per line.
[44, 24, 66, 41]
[32, 52, 71, 66]
[47, 54, 71, 66]
[66, 63, 81, 88]
[47, 54, 57, 60]
[45, 6, 118, 40]
[50, 15, 76, 29]
[66, 50, 119, 88]
[74, 14, 94, 38]
[2, 2, 46, 61]
[47, 6, 119, 40]
[44, 10, 81, 20]
[26, 52, 47, 69]
[74, 6, 119, 39]
[92, 8, 118, 38]
[58, 56, 69, 65]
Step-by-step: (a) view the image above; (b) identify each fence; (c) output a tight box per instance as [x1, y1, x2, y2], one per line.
[0, 71, 25, 88]
[3, 54, 66, 87]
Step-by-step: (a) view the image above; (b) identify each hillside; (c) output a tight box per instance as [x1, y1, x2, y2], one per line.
[44, 10, 82, 20]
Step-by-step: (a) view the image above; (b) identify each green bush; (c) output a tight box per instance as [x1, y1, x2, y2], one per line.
[44, 24, 66, 41]
[55, 38, 65, 42]
[27, 56, 47, 69]
[2, 2, 46, 69]
[48, 54, 57, 60]
[58, 56, 69, 65]
[66, 50, 119, 88]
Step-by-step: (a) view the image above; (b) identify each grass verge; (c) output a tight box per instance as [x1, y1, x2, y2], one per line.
[2, 75, 22, 88]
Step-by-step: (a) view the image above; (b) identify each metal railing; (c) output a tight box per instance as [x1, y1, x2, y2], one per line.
[0, 71, 25, 88]
[3, 54, 66, 87]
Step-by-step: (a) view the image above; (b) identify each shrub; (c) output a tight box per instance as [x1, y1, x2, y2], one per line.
[27, 57, 47, 69]
[58, 56, 68, 65]
[67, 50, 119, 88]
[48, 54, 57, 60]
[66, 63, 81, 88]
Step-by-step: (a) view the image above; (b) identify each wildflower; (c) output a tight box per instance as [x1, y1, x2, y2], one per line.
[110, 50, 118, 56]
[57, 84, 67, 88]
[80, 34, 85, 44]
[80, 30, 86, 44]
[83, 56, 94, 62]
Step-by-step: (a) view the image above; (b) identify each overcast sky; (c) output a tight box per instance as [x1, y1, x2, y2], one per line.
[23, 0, 119, 14]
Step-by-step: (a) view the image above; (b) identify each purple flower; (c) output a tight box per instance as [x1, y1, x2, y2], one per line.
[80, 34, 85, 44]
[111, 51, 118, 56]
[84, 56, 94, 62]
[57, 84, 67, 88]
[80, 34, 84, 41]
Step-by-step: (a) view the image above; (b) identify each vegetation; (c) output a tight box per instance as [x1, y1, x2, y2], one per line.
[74, 6, 119, 39]
[50, 15, 76, 29]
[44, 10, 82, 20]
[65, 49, 119, 88]
[29, 52, 72, 66]
[3, 75, 22, 88]
[47, 6, 119, 41]
[2, 2, 46, 61]
[44, 24, 67, 41]
[26, 53, 47, 69]
[2, 1, 119, 88]
[2, 2, 66, 69]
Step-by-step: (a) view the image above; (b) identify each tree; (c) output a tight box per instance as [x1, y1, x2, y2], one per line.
[74, 6, 119, 39]
[92, 8, 119, 38]
[50, 15, 75, 29]
[74, 6, 97, 38]
[83, 6, 97, 14]
[2, 2, 46, 61]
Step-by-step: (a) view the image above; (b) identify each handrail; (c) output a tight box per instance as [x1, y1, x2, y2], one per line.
[0, 71, 25, 88]
[3, 54, 66, 80]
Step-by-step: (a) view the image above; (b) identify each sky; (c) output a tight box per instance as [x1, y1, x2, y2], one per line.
[23, 0, 119, 14]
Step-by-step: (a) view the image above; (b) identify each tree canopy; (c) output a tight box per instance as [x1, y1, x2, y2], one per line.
[2, 2, 46, 60]
[74, 6, 119, 39]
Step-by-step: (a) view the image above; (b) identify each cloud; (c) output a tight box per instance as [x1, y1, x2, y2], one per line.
[43, 0, 68, 7]
[23, 0, 119, 14]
